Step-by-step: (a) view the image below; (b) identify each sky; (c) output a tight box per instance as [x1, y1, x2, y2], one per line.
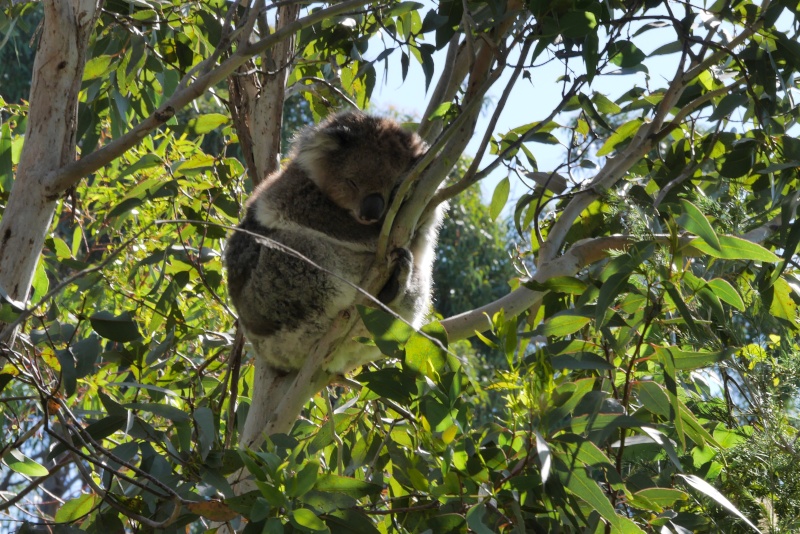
[364, 12, 680, 206]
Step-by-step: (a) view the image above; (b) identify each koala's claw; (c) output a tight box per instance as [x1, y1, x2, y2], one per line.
[390, 247, 413, 270]
[378, 248, 413, 304]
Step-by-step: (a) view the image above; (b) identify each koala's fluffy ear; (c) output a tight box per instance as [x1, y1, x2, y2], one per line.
[295, 129, 335, 180]
[294, 121, 354, 182]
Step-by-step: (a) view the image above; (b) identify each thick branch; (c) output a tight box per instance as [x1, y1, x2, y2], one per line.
[441, 216, 784, 342]
[251, 2, 300, 181]
[441, 235, 634, 341]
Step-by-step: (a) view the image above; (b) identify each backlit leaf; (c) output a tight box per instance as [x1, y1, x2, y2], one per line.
[4, 450, 49, 477]
[55, 493, 101, 523]
[707, 278, 745, 311]
[539, 314, 591, 337]
[690, 235, 779, 262]
[678, 199, 720, 251]
[490, 177, 510, 221]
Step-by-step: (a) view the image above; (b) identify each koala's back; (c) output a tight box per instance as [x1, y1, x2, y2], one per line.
[225, 169, 380, 371]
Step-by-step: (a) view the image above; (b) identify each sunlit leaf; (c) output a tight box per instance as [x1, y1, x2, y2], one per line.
[707, 278, 745, 311]
[314, 475, 382, 499]
[633, 487, 688, 508]
[678, 199, 720, 251]
[597, 118, 642, 156]
[690, 235, 779, 262]
[539, 314, 591, 337]
[55, 493, 101, 523]
[187, 113, 229, 134]
[4, 449, 49, 477]
[678, 474, 761, 533]
[404, 321, 447, 377]
[290, 508, 327, 531]
[490, 177, 510, 221]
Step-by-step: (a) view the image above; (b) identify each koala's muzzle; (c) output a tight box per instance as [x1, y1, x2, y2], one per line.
[359, 194, 385, 223]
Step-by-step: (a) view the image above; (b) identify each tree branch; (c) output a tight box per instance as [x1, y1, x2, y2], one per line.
[441, 210, 786, 342]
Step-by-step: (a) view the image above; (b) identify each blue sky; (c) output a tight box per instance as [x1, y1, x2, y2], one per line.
[365, 19, 680, 206]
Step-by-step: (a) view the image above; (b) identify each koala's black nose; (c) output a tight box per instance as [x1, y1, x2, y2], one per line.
[360, 194, 385, 222]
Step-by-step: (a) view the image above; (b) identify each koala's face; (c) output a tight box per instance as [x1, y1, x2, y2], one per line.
[294, 112, 426, 225]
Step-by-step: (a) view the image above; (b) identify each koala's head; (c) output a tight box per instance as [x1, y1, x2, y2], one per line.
[293, 111, 426, 225]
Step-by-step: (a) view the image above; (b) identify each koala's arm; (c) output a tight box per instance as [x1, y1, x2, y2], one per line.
[378, 202, 446, 327]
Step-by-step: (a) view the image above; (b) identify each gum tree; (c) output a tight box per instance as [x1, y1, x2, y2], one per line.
[1, 0, 799, 532]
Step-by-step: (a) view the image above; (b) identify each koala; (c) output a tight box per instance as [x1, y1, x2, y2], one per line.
[224, 111, 444, 375]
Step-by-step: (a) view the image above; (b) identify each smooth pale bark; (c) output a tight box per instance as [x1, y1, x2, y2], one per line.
[0, 1, 100, 340]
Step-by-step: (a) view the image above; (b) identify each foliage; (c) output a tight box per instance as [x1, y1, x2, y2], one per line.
[0, 3, 39, 104]
[0, 0, 799, 533]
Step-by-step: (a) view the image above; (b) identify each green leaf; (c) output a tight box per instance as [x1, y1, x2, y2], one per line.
[719, 140, 756, 178]
[678, 474, 761, 533]
[578, 93, 613, 131]
[4, 449, 49, 477]
[466, 503, 497, 534]
[357, 368, 415, 405]
[539, 314, 591, 337]
[664, 281, 702, 339]
[489, 177, 510, 221]
[592, 92, 621, 114]
[551, 352, 613, 370]
[358, 306, 414, 357]
[597, 119, 642, 156]
[706, 278, 745, 311]
[556, 457, 644, 533]
[634, 380, 672, 418]
[638, 426, 683, 470]
[314, 474, 382, 499]
[118, 153, 162, 180]
[127, 402, 190, 423]
[55, 493, 101, 523]
[523, 276, 587, 295]
[194, 406, 216, 461]
[769, 278, 796, 323]
[83, 55, 115, 81]
[89, 311, 142, 342]
[608, 40, 646, 68]
[690, 235, 779, 262]
[633, 487, 688, 508]
[678, 199, 720, 251]
[709, 93, 749, 122]
[289, 460, 320, 498]
[187, 113, 229, 134]
[30, 257, 49, 304]
[290, 508, 328, 532]
[50, 415, 127, 460]
[656, 346, 730, 370]
[559, 10, 597, 38]
[404, 322, 448, 377]
[596, 272, 630, 327]
[428, 102, 453, 119]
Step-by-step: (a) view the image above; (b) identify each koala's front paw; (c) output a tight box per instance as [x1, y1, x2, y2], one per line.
[377, 248, 413, 305]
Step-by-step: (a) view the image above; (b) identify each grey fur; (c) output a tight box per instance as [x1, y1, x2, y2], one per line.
[225, 112, 444, 374]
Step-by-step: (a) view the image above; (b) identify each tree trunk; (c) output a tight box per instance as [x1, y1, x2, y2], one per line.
[0, 0, 101, 343]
